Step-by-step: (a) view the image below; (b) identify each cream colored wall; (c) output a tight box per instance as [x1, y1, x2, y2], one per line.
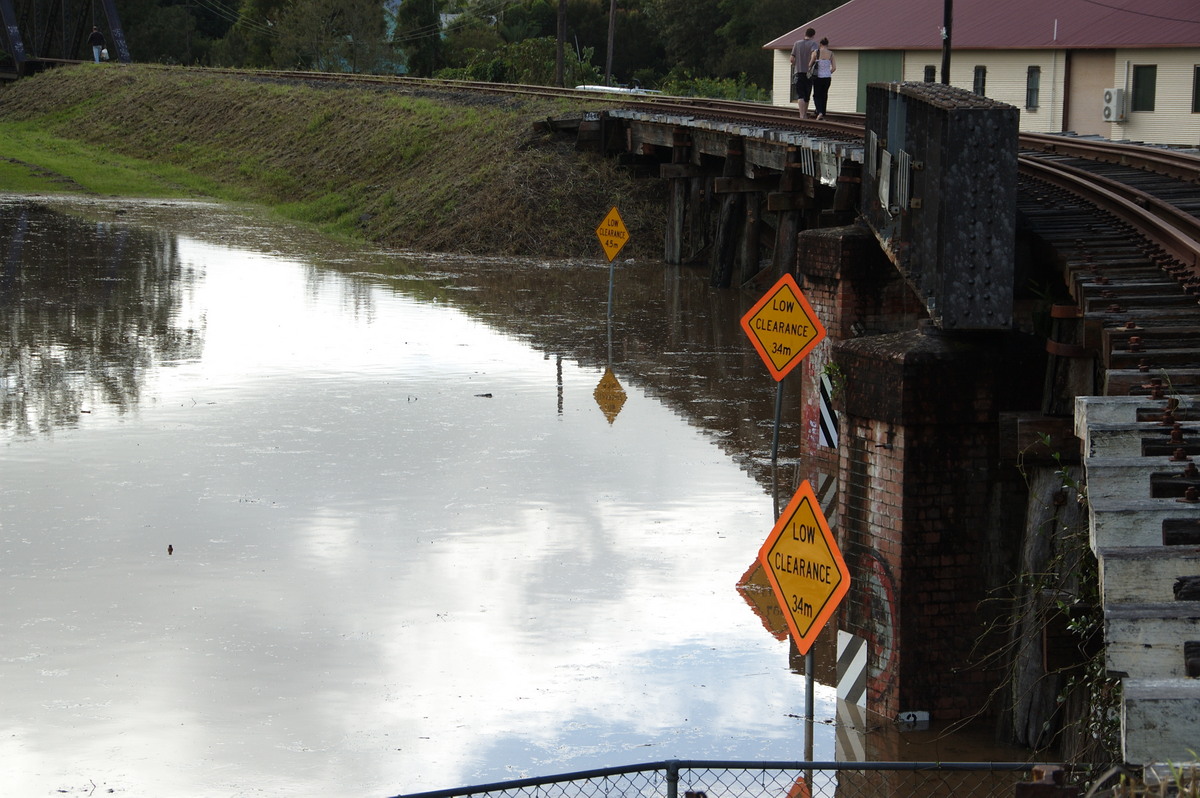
[771, 48, 1061, 127]
[770, 45, 1200, 145]
[772, 50, 793, 106]
[908, 49, 1067, 134]
[770, 48, 860, 112]
[1067, 50, 1116, 136]
[1109, 50, 1200, 147]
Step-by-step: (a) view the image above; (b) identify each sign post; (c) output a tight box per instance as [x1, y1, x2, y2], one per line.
[740, 274, 825, 464]
[759, 479, 849, 764]
[757, 480, 850, 655]
[596, 206, 630, 324]
[740, 273, 826, 382]
[741, 273, 835, 759]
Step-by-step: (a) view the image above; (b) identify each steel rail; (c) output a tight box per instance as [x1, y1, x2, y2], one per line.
[1020, 132, 1200, 185]
[1018, 154, 1200, 273]
[62, 65, 1200, 266]
[140, 64, 865, 136]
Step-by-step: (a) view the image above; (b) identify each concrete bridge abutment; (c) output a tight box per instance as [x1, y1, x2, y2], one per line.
[791, 220, 1044, 722]
[831, 326, 1042, 721]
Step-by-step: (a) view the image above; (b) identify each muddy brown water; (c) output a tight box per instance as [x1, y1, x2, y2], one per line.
[0, 197, 1032, 796]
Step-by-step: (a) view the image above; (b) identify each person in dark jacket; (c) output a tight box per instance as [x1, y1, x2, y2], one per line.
[88, 27, 105, 62]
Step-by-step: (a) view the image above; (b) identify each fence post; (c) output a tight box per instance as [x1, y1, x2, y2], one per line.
[666, 760, 680, 798]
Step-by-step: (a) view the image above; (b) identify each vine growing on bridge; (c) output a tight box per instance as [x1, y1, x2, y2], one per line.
[958, 433, 1120, 780]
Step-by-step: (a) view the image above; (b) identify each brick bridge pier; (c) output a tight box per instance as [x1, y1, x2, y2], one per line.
[571, 82, 1198, 765]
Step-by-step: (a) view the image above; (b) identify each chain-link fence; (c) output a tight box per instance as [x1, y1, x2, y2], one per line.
[390, 760, 1042, 798]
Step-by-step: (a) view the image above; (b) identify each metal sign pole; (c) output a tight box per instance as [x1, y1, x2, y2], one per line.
[608, 259, 615, 323]
[770, 381, 784, 464]
[805, 649, 815, 775]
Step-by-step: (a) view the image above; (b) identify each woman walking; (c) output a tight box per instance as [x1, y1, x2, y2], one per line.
[808, 38, 836, 120]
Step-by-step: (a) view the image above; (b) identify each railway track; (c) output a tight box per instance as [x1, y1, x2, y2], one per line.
[145, 64, 867, 139]
[238, 68, 1200, 393]
[79, 66, 1200, 390]
[1016, 142, 1200, 398]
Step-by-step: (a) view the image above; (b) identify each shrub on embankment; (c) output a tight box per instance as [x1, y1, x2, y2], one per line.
[0, 64, 666, 258]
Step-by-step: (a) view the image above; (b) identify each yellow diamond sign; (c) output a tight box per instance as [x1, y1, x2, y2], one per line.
[757, 479, 849, 655]
[595, 206, 630, 262]
[593, 367, 627, 424]
[740, 273, 826, 381]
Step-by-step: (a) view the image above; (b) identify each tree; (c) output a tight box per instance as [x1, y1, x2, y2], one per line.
[272, 0, 390, 71]
[440, 12, 504, 71]
[643, 0, 726, 78]
[99, 0, 236, 64]
[560, 0, 662, 86]
[717, 0, 837, 87]
[395, 0, 443, 76]
[210, 0, 292, 67]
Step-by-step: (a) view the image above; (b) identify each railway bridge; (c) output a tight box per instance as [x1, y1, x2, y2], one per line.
[556, 81, 1200, 768]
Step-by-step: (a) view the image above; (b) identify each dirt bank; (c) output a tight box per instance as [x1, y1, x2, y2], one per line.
[0, 65, 666, 259]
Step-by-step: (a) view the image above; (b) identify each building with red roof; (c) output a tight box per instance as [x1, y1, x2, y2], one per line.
[765, 0, 1200, 145]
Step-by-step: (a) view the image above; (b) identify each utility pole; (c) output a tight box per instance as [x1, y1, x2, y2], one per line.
[556, 0, 566, 86]
[604, 0, 615, 85]
[940, 0, 952, 84]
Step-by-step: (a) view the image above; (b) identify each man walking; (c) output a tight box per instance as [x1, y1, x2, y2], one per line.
[789, 28, 818, 118]
[88, 26, 105, 62]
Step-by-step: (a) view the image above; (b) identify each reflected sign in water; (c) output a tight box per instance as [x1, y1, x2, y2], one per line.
[0, 197, 832, 797]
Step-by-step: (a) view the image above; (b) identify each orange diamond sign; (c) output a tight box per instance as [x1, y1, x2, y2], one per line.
[757, 479, 849, 655]
[596, 206, 630, 262]
[740, 273, 825, 381]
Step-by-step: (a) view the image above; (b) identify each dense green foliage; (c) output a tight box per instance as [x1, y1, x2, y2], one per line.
[6, 0, 837, 95]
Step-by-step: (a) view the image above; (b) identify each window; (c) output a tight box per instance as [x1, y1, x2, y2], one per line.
[1026, 66, 1041, 109]
[973, 65, 986, 95]
[1193, 65, 1200, 113]
[924, 65, 936, 83]
[1132, 64, 1157, 112]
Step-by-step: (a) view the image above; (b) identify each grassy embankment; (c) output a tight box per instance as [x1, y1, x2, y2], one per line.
[0, 64, 666, 259]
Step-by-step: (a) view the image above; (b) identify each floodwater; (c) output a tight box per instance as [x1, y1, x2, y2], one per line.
[0, 197, 1028, 797]
[0, 196, 822, 796]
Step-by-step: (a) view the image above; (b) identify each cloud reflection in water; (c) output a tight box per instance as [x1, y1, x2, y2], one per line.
[0, 199, 832, 797]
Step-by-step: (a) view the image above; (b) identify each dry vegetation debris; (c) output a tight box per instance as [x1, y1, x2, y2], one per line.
[0, 65, 667, 259]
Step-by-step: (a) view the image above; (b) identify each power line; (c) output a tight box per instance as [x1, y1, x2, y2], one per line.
[392, 0, 529, 44]
[1075, 0, 1200, 25]
[193, 0, 278, 37]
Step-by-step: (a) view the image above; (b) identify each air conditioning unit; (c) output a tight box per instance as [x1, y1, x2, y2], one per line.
[1102, 88, 1126, 123]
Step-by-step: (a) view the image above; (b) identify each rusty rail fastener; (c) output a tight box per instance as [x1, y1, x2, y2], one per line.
[1170, 447, 1191, 463]
[1185, 641, 1200, 678]
[1183, 462, 1199, 480]
[1127, 336, 1143, 352]
[1178, 486, 1199, 504]
[1170, 424, 1185, 444]
[1139, 358, 1151, 372]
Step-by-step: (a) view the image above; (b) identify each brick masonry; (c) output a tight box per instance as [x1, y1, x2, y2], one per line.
[797, 223, 1043, 721]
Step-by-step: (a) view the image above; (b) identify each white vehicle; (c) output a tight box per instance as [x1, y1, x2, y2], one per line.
[575, 84, 662, 95]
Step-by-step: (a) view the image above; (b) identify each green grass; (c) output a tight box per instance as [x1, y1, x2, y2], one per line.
[0, 65, 667, 258]
[0, 121, 225, 197]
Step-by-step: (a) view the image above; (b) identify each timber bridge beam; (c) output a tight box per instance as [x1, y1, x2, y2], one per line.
[569, 108, 864, 287]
